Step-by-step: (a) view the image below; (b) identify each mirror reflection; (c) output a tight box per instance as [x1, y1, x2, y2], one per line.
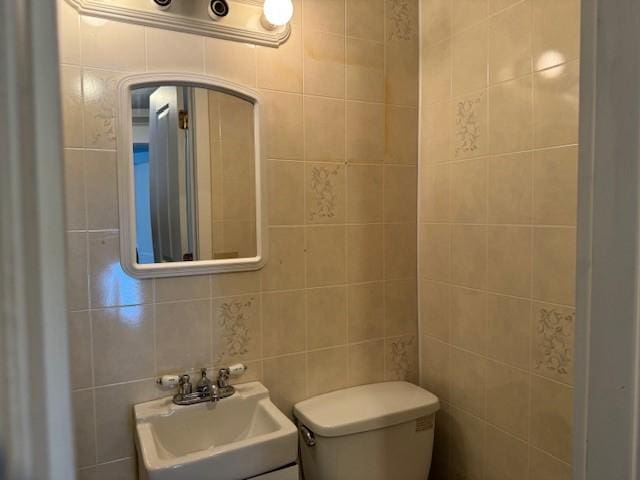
[131, 84, 257, 264]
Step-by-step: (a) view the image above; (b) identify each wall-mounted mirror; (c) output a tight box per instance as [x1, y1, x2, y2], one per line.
[117, 74, 267, 278]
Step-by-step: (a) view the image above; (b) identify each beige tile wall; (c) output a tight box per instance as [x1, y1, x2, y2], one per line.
[419, 0, 580, 479]
[57, 0, 419, 478]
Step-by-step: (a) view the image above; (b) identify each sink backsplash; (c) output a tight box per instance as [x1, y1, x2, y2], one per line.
[59, 0, 420, 478]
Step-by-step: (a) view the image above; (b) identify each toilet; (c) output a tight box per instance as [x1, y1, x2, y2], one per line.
[293, 381, 440, 480]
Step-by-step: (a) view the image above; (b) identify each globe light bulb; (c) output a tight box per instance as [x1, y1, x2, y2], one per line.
[262, 0, 293, 29]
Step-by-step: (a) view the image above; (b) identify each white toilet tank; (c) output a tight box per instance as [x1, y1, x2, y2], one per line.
[293, 382, 440, 480]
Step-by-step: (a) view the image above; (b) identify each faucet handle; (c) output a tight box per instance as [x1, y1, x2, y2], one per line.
[217, 364, 247, 388]
[217, 368, 231, 388]
[179, 374, 192, 395]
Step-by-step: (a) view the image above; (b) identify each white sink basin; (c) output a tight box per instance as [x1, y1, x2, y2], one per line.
[135, 382, 298, 480]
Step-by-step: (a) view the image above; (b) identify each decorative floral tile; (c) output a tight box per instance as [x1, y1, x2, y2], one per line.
[453, 92, 487, 159]
[386, 335, 418, 383]
[306, 164, 345, 223]
[386, 0, 418, 41]
[212, 294, 260, 365]
[83, 69, 119, 149]
[532, 303, 574, 383]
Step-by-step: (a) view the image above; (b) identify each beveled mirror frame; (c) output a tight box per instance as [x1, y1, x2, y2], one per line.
[116, 72, 268, 278]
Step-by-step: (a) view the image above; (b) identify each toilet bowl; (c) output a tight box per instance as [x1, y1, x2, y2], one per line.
[293, 381, 440, 480]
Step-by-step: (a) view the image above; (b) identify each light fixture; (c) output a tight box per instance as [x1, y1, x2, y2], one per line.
[261, 0, 293, 30]
[151, 0, 172, 10]
[208, 0, 230, 21]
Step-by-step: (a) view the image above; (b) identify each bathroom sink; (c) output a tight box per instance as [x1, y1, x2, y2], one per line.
[135, 382, 298, 480]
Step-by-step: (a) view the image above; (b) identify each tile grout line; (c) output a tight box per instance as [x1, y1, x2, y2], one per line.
[527, 1, 536, 472]
[301, 0, 309, 402]
[343, 0, 351, 389]
[417, 0, 424, 389]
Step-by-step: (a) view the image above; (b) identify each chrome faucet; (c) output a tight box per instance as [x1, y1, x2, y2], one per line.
[178, 374, 192, 396]
[171, 366, 245, 406]
[173, 369, 219, 406]
[216, 367, 236, 399]
[196, 368, 217, 397]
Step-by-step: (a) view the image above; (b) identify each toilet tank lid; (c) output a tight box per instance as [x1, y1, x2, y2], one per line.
[293, 382, 440, 438]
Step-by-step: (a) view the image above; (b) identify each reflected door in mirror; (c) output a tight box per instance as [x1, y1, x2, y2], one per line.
[131, 85, 257, 265]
